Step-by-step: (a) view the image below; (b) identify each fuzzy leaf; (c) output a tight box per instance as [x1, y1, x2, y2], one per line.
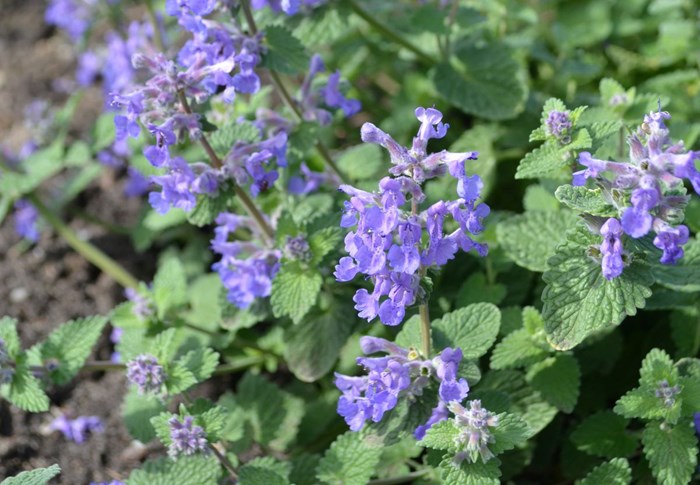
[5, 364, 50, 412]
[239, 464, 289, 485]
[577, 458, 632, 485]
[0, 464, 61, 485]
[439, 458, 501, 485]
[122, 387, 166, 443]
[555, 185, 618, 217]
[0, 317, 21, 358]
[489, 412, 530, 455]
[642, 421, 698, 485]
[270, 261, 322, 324]
[571, 411, 638, 458]
[542, 227, 653, 350]
[515, 129, 591, 179]
[127, 455, 221, 485]
[317, 431, 382, 485]
[526, 354, 580, 412]
[308, 227, 342, 265]
[432, 303, 501, 360]
[497, 210, 579, 272]
[420, 419, 460, 452]
[490, 329, 549, 369]
[186, 190, 231, 227]
[614, 387, 672, 421]
[262, 25, 309, 75]
[175, 347, 220, 385]
[152, 257, 188, 319]
[284, 307, 355, 382]
[432, 42, 527, 121]
[209, 120, 260, 156]
[32, 316, 106, 385]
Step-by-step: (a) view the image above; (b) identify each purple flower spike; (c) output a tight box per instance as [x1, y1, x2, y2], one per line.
[546, 110, 571, 139]
[126, 354, 166, 394]
[449, 400, 499, 464]
[600, 218, 624, 280]
[168, 415, 208, 458]
[49, 414, 104, 444]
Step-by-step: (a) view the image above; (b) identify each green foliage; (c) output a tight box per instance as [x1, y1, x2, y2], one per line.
[316, 431, 382, 485]
[123, 387, 166, 443]
[555, 185, 618, 217]
[497, 210, 579, 272]
[525, 353, 581, 413]
[438, 458, 501, 485]
[432, 41, 527, 120]
[577, 458, 632, 485]
[0, 465, 61, 485]
[270, 261, 322, 324]
[0, 142, 64, 198]
[262, 25, 309, 74]
[642, 421, 698, 485]
[152, 257, 188, 319]
[432, 303, 501, 359]
[542, 227, 653, 350]
[571, 411, 639, 458]
[3, 364, 50, 412]
[127, 455, 221, 485]
[209, 120, 260, 157]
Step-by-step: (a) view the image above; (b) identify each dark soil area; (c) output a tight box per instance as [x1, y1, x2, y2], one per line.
[0, 1, 158, 482]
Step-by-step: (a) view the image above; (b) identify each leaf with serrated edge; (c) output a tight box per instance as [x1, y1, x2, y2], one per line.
[270, 262, 322, 324]
[420, 419, 460, 452]
[439, 458, 501, 485]
[642, 421, 698, 485]
[571, 411, 638, 458]
[1, 464, 62, 485]
[526, 354, 581, 412]
[555, 185, 618, 217]
[432, 303, 500, 360]
[577, 458, 632, 485]
[317, 431, 382, 485]
[127, 455, 221, 485]
[497, 210, 579, 272]
[542, 227, 653, 350]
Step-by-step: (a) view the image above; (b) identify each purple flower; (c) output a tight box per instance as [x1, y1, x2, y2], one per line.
[335, 338, 470, 436]
[13, 199, 40, 242]
[126, 354, 166, 394]
[655, 379, 681, 408]
[336, 108, 488, 325]
[599, 218, 624, 280]
[448, 400, 499, 464]
[168, 415, 208, 457]
[694, 413, 700, 438]
[45, 0, 92, 40]
[125, 288, 154, 319]
[546, 110, 571, 139]
[49, 415, 104, 444]
[653, 221, 689, 265]
[284, 235, 311, 261]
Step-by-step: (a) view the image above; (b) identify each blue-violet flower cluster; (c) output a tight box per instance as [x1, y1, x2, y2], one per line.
[335, 107, 489, 325]
[126, 354, 166, 394]
[49, 414, 104, 444]
[449, 400, 499, 464]
[168, 415, 208, 458]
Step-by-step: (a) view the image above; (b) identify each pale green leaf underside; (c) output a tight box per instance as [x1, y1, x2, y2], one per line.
[1, 465, 61, 485]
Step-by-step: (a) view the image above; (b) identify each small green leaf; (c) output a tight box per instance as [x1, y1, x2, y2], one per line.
[239, 463, 289, 485]
[0, 317, 21, 358]
[577, 458, 632, 485]
[497, 210, 579, 272]
[92, 112, 116, 152]
[420, 419, 460, 452]
[490, 329, 549, 370]
[0, 142, 64, 198]
[308, 227, 342, 265]
[186, 190, 232, 227]
[439, 458, 501, 485]
[614, 387, 670, 421]
[153, 257, 188, 319]
[209, 120, 260, 156]
[542, 227, 653, 350]
[283, 307, 355, 382]
[262, 25, 309, 74]
[489, 412, 530, 455]
[270, 261, 322, 324]
[515, 129, 591, 180]
[32, 316, 107, 385]
[5, 364, 50, 412]
[0, 464, 61, 485]
[432, 303, 501, 360]
[317, 431, 382, 485]
[642, 421, 698, 485]
[526, 354, 580, 412]
[127, 455, 221, 485]
[639, 348, 676, 389]
[432, 42, 527, 121]
[123, 387, 166, 443]
[336, 144, 384, 181]
[555, 185, 618, 217]
[571, 411, 638, 458]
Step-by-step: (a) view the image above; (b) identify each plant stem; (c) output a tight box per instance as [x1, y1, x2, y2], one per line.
[368, 470, 430, 485]
[212, 355, 266, 375]
[345, 0, 438, 66]
[419, 303, 431, 357]
[176, 90, 275, 244]
[239, 0, 348, 184]
[209, 444, 239, 482]
[27, 193, 140, 289]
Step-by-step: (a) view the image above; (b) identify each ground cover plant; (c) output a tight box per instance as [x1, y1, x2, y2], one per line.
[1, 0, 700, 483]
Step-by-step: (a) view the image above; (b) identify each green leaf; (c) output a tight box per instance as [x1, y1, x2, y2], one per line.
[614, 387, 670, 421]
[283, 307, 355, 382]
[5, 364, 50, 412]
[186, 190, 232, 227]
[336, 144, 384, 182]
[0, 142, 64, 198]
[642, 421, 698, 485]
[308, 227, 342, 265]
[525, 354, 580, 412]
[571, 411, 638, 458]
[651, 239, 700, 292]
[420, 419, 460, 452]
[152, 257, 188, 319]
[317, 431, 382, 485]
[490, 329, 549, 370]
[31, 316, 106, 385]
[262, 25, 309, 74]
[432, 42, 527, 121]
[0, 317, 21, 358]
[523, 185, 560, 212]
[515, 129, 591, 180]
[432, 303, 501, 360]
[555, 185, 618, 217]
[290, 454, 322, 485]
[122, 387, 166, 443]
[489, 412, 530, 455]
[209, 120, 260, 156]
[455, 273, 506, 307]
[270, 261, 322, 324]
[497, 210, 579, 272]
[0, 464, 61, 485]
[577, 458, 632, 485]
[542, 227, 653, 350]
[150, 411, 175, 447]
[639, 348, 676, 388]
[92, 112, 116, 152]
[237, 373, 304, 451]
[671, 310, 700, 358]
[239, 463, 289, 485]
[164, 361, 198, 395]
[439, 458, 501, 485]
[127, 455, 221, 485]
[290, 193, 334, 226]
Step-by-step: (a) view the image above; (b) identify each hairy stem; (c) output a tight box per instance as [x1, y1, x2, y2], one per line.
[176, 90, 275, 244]
[345, 0, 438, 65]
[27, 193, 140, 289]
[419, 303, 431, 357]
[209, 443, 239, 481]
